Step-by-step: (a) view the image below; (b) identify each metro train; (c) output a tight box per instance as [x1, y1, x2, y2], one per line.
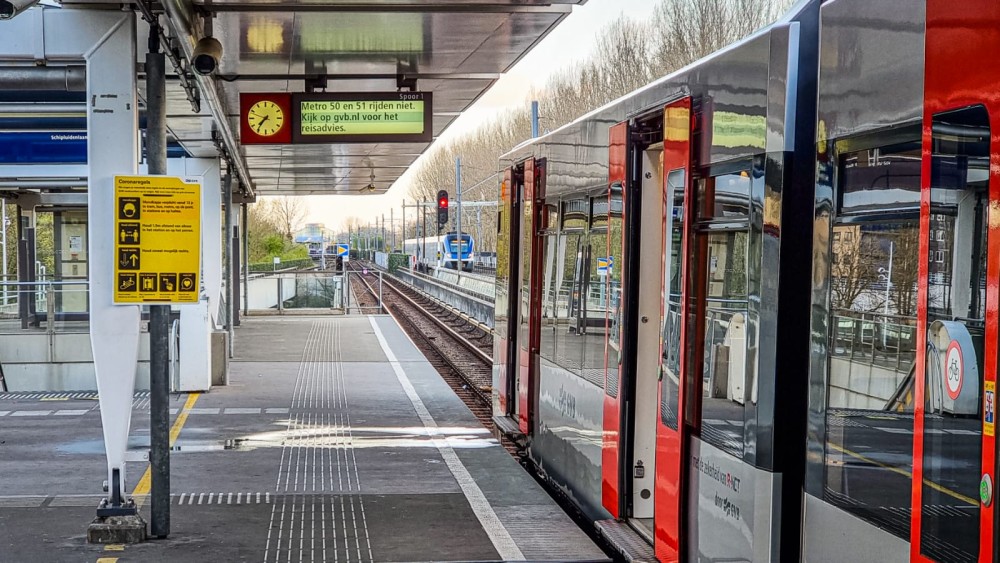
[402, 232, 475, 271]
[491, 0, 1000, 561]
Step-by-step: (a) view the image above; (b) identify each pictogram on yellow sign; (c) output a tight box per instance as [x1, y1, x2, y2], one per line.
[113, 175, 201, 304]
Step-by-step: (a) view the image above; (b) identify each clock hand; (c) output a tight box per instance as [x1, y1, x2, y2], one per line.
[255, 115, 270, 133]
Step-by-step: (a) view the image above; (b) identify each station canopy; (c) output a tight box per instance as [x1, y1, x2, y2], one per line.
[68, 0, 585, 197]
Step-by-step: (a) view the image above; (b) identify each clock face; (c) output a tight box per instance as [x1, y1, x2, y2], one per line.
[247, 100, 285, 137]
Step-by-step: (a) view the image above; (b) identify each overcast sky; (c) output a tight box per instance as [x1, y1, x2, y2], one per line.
[299, 0, 661, 233]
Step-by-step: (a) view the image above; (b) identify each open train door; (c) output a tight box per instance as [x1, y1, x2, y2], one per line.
[516, 158, 546, 434]
[602, 123, 628, 518]
[653, 97, 693, 562]
[912, 3, 998, 561]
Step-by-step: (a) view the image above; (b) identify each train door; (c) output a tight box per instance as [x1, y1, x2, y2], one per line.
[495, 166, 523, 421]
[602, 123, 628, 518]
[516, 158, 546, 434]
[627, 126, 667, 541]
[914, 3, 999, 559]
[653, 98, 693, 562]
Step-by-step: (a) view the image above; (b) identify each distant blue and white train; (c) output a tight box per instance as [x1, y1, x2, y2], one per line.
[402, 232, 474, 272]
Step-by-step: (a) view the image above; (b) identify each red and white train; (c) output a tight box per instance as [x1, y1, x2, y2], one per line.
[492, 0, 1000, 561]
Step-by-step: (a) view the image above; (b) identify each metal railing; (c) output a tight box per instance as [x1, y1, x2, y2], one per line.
[0, 279, 91, 333]
[246, 270, 350, 313]
[830, 310, 917, 373]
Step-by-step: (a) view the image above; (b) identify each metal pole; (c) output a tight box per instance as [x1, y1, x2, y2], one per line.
[391, 208, 395, 252]
[456, 157, 462, 283]
[2, 201, 6, 305]
[421, 202, 427, 272]
[378, 272, 383, 314]
[531, 100, 540, 138]
[146, 24, 171, 538]
[242, 203, 249, 317]
[224, 174, 233, 356]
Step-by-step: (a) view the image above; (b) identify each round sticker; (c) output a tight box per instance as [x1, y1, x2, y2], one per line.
[981, 473, 993, 507]
[945, 340, 964, 401]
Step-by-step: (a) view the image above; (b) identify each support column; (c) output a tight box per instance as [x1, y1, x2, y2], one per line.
[242, 203, 249, 316]
[223, 175, 234, 356]
[145, 24, 171, 539]
[85, 15, 140, 518]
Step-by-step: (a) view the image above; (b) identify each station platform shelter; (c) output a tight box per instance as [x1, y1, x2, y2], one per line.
[0, 0, 589, 551]
[0, 314, 608, 562]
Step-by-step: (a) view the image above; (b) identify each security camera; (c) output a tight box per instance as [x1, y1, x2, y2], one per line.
[192, 36, 223, 75]
[0, 0, 41, 20]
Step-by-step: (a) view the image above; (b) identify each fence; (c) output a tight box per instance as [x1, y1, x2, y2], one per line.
[246, 271, 350, 313]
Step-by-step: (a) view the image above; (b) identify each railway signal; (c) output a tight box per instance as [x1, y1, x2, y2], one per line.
[436, 189, 449, 231]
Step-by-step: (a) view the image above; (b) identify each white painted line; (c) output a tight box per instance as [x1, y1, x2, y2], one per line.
[224, 407, 262, 415]
[169, 408, 179, 415]
[54, 409, 89, 416]
[368, 316, 525, 560]
[265, 407, 290, 414]
[876, 427, 912, 434]
[0, 411, 9, 417]
[198, 493, 204, 505]
[10, 410, 52, 416]
[189, 407, 221, 415]
[179, 493, 187, 504]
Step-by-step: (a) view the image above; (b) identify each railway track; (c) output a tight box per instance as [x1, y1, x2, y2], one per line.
[347, 262, 520, 455]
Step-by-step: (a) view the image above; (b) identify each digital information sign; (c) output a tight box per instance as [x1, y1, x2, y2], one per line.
[291, 92, 432, 144]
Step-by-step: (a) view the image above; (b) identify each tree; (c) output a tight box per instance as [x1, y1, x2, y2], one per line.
[407, 0, 793, 257]
[269, 196, 306, 242]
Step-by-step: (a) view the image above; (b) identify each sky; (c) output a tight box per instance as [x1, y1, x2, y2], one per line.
[297, 0, 661, 233]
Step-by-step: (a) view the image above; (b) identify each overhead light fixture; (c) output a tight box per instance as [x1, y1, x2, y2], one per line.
[0, 0, 41, 20]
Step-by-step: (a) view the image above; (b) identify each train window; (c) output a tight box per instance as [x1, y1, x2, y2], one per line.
[542, 204, 558, 234]
[919, 105, 989, 563]
[606, 189, 625, 397]
[561, 200, 588, 231]
[539, 232, 589, 384]
[660, 169, 685, 429]
[590, 197, 609, 230]
[697, 169, 751, 219]
[823, 133, 921, 540]
[698, 230, 750, 457]
[838, 140, 921, 215]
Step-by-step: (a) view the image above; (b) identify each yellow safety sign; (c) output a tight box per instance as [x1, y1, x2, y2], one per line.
[113, 175, 201, 304]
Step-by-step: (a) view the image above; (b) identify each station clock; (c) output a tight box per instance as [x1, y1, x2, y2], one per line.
[239, 93, 292, 144]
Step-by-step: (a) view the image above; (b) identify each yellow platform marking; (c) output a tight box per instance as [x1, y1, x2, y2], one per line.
[827, 441, 978, 506]
[40, 397, 69, 401]
[133, 393, 200, 506]
[96, 558, 119, 563]
[103, 544, 124, 551]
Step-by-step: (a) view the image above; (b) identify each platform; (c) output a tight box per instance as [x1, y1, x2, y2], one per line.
[0, 315, 608, 562]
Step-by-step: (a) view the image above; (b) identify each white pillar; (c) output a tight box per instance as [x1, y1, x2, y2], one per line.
[86, 16, 139, 503]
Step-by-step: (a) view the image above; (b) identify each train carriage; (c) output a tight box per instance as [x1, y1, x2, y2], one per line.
[492, 0, 1000, 561]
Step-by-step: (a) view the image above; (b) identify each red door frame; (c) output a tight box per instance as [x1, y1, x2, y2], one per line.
[653, 98, 694, 562]
[912, 2, 998, 559]
[517, 158, 546, 434]
[602, 123, 628, 517]
[497, 166, 515, 417]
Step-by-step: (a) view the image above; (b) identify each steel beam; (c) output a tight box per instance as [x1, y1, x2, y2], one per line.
[0, 65, 85, 91]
